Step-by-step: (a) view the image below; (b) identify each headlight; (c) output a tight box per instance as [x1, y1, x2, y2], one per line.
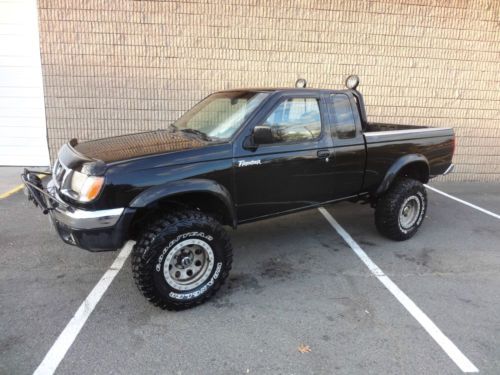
[69, 171, 104, 202]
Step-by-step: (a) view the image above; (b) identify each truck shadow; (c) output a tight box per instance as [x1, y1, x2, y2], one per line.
[212, 206, 364, 303]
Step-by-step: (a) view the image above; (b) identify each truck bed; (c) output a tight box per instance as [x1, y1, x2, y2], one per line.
[365, 122, 426, 132]
[363, 122, 453, 142]
[361, 122, 455, 192]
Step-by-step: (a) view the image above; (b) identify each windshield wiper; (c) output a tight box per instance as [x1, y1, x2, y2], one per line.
[180, 128, 212, 141]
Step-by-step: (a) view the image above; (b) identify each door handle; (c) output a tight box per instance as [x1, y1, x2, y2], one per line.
[317, 149, 332, 163]
[317, 150, 331, 159]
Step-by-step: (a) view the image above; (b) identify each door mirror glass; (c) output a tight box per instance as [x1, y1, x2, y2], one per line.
[252, 125, 274, 145]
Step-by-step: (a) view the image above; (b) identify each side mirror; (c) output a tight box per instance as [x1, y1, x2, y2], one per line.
[252, 125, 273, 145]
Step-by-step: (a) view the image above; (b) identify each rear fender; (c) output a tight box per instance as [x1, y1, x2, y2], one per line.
[376, 155, 429, 195]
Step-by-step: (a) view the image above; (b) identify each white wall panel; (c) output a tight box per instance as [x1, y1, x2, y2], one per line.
[0, 0, 49, 166]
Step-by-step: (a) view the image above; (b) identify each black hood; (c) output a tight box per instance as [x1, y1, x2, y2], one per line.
[73, 129, 210, 164]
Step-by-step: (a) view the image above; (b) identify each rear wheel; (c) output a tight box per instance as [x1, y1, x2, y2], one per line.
[131, 210, 232, 310]
[375, 178, 427, 241]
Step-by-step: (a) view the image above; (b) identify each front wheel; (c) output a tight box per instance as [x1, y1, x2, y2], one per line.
[131, 210, 232, 310]
[375, 178, 427, 241]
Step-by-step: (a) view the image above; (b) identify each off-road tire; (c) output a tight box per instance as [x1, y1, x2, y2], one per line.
[375, 178, 427, 241]
[131, 210, 232, 310]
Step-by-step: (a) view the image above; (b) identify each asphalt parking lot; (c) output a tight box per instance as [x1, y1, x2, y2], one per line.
[1, 175, 499, 374]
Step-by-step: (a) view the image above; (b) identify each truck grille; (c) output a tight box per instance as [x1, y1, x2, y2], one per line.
[52, 159, 71, 189]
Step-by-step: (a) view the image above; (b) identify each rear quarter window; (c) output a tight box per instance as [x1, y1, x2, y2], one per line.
[331, 94, 356, 139]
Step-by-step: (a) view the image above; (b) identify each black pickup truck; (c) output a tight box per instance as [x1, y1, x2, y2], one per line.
[22, 76, 455, 310]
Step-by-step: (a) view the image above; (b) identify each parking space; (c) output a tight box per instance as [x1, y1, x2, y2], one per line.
[1, 182, 499, 374]
[323, 186, 500, 372]
[428, 182, 500, 217]
[0, 193, 116, 374]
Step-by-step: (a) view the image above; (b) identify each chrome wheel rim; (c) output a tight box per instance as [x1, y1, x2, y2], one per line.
[163, 239, 214, 291]
[399, 195, 421, 229]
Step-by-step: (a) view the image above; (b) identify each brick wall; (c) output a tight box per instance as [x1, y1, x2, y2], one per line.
[38, 0, 500, 181]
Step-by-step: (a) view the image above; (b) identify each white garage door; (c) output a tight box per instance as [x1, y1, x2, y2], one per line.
[0, 0, 49, 166]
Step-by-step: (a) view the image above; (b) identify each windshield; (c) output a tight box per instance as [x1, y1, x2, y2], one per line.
[173, 91, 269, 140]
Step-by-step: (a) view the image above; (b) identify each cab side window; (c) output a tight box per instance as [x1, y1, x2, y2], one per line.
[331, 94, 356, 139]
[263, 98, 321, 143]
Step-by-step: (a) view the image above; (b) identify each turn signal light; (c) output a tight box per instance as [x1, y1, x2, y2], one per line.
[79, 176, 104, 202]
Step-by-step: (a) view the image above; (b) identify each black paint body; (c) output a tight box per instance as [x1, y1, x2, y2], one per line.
[53, 88, 454, 251]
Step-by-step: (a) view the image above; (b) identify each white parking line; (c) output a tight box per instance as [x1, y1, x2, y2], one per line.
[318, 207, 479, 373]
[425, 185, 500, 220]
[33, 241, 134, 375]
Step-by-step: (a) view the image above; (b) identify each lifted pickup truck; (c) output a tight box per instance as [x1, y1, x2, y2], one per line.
[22, 76, 455, 310]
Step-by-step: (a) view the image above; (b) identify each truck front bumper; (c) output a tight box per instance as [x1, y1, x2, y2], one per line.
[21, 170, 134, 252]
[50, 201, 134, 252]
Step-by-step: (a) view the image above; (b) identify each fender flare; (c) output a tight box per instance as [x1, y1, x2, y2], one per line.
[376, 154, 429, 195]
[129, 178, 237, 227]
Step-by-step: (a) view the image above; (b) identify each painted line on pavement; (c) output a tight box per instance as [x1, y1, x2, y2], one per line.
[0, 184, 25, 199]
[0, 174, 47, 200]
[318, 207, 479, 373]
[425, 184, 500, 220]
[33, 241, 134, 375]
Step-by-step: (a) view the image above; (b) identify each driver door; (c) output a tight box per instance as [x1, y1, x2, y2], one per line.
[234, 93, 336, 221]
